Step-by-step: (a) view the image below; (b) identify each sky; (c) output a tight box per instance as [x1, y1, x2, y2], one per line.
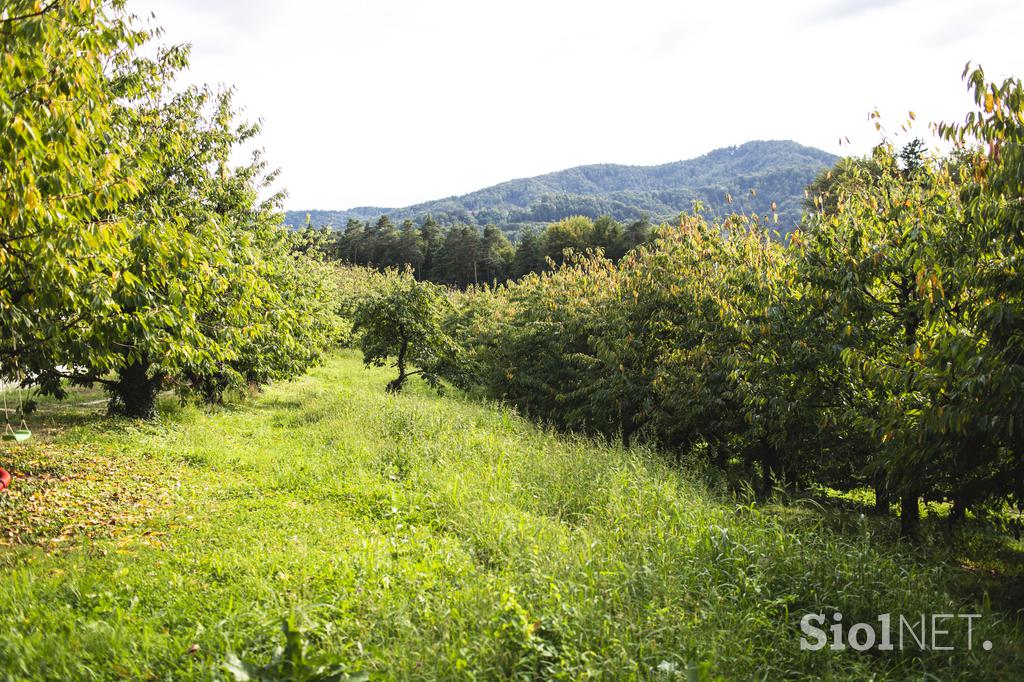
[126, 0, 1024, 211]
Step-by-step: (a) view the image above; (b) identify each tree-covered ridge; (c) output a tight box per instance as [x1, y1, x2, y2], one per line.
[285, 140, 837, 235]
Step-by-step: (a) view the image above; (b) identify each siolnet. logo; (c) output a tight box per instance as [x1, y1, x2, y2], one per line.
[799, 612, 992, 652]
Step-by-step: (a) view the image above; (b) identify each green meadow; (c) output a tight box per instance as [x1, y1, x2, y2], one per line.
[0, 352, 1021, 680]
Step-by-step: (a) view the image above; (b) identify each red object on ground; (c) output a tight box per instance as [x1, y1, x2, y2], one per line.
[0, 467, 10, 492]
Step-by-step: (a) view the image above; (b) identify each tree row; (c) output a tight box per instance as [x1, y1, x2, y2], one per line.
[299, 214, 654, 288]
[1, 2, 339, 418]
[352, 70, 1024, 536]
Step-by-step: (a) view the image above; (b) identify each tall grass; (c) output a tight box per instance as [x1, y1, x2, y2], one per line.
[0, 351, 1020, 679]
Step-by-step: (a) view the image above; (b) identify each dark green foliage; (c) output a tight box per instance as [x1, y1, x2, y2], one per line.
[510, 227, 547, 278]
[480, 224, 514, 283]
[591, 215, 627, 260]
[394, 219, 425, 276]
[418, 215, 444, 280]
[437, 224, 482, 287]
[314, 213, 651, 287]
[623, 218, 652, 251]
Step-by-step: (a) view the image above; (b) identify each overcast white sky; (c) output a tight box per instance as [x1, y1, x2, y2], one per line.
[127, 0, 1023, 211]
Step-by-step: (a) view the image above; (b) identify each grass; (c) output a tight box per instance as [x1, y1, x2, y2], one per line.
[0, 351, 1022, 680]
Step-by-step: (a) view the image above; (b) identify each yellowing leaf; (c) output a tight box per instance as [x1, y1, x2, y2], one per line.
[24, 186, 41, 211]
[102, 154, 120, 177]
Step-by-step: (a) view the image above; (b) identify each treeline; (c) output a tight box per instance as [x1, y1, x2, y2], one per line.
[299, 214, 654, 287]
[1, 2, 339, 417]
[352, 69, 1024, 536]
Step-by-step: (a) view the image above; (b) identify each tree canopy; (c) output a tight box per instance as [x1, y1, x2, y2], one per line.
[1, 1, 340, 418]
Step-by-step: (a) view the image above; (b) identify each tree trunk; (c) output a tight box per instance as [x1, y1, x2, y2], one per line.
[387, 331, 409, 393]
[620, 403, 638, 449]
[713, 440, 729, 470]
[108, 357, 164, 419]
[899, 489, 920, 538]
[874, 488, 891, 515]
[896, 280, 923, 537]
[621, 416, 634, 449]
[759, 439, 781, 497]
[948, 498, 966, 529]
[873, 474, 891, 515]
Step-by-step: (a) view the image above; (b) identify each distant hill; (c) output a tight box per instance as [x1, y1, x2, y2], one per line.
[284, 140, 839, 236]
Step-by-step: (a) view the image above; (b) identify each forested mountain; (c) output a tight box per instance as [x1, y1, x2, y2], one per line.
[285, 140, 838, 236]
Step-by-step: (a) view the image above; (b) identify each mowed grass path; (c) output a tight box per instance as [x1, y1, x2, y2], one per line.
[0, 352, 1021, 680]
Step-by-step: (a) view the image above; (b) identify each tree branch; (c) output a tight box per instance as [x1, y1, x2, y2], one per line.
[0, 1, 60, 25]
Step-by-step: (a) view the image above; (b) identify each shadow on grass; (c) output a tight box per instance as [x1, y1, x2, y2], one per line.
[767, 489, 1024, 622]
